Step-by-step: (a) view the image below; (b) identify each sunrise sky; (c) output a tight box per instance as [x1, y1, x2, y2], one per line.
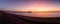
[0, 0, 60, 11]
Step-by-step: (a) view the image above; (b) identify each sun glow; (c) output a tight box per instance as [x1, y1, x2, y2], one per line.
[40, 10, 47, 12]
[37, 8, 49, 12]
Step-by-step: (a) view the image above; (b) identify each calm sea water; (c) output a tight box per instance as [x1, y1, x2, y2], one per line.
[7, 12, 60, 17]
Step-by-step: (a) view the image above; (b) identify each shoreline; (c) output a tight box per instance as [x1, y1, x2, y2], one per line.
[0, 11, 60, 23]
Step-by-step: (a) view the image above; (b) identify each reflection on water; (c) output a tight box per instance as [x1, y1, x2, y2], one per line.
[21, 12, 60, 17]
[7, 12, 60, 17]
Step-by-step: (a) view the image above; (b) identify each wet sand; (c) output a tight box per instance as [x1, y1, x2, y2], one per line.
[0, 11, 60, 24]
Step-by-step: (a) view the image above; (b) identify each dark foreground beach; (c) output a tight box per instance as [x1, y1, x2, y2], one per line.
[0, 11, 60, 24]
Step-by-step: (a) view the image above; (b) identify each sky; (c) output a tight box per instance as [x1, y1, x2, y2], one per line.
[0, 0, 60, 11]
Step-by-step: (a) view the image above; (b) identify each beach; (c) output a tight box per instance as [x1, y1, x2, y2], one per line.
[0, 11, 60, 24]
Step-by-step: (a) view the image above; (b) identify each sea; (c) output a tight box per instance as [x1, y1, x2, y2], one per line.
[6, 12, 60, 17]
